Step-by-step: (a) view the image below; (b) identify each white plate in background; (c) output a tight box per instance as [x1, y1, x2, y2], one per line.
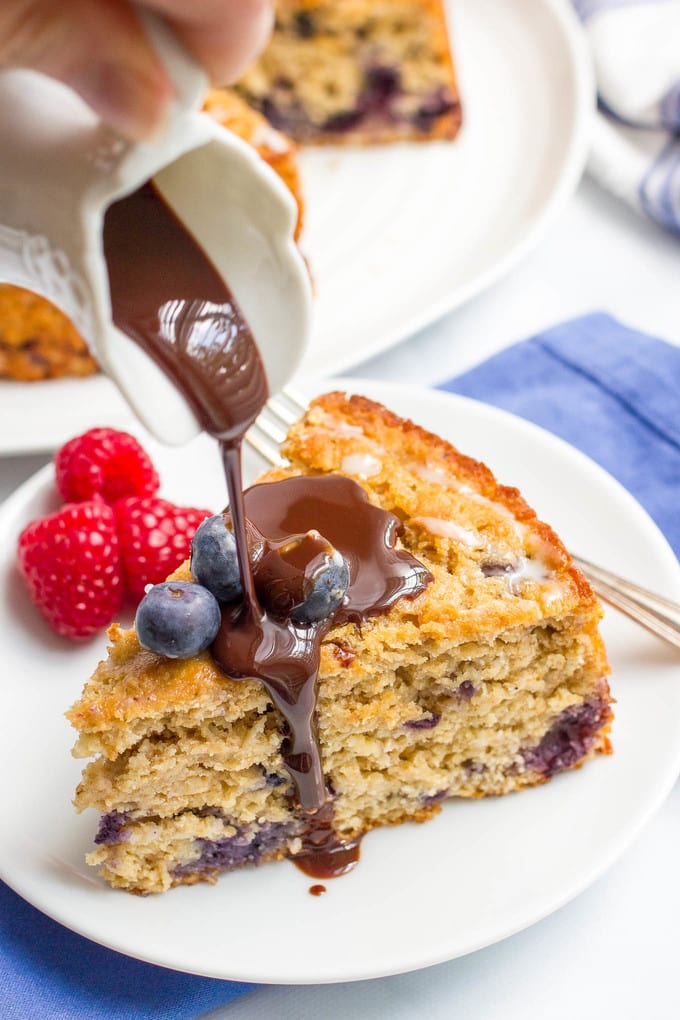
[297, 0, 593, 375]
[0, 381, 678, 984]
[0, 0, 592, 454]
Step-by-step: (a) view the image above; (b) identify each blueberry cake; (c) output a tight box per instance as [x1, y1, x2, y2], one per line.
[68, 393, 612, 894]
[0, 285, 97, 381]
[234, 0, 462, 144]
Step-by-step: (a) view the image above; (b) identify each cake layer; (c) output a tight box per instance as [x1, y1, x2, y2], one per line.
[79, 617, 609, 893]
[68, 392, 612, 894]
[235, 0, 462, 144]
[76, 619, 610, 810]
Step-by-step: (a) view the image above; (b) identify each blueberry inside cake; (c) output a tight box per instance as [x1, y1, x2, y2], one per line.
[68, 393, 612, 894]
[234, 0, 462, 144]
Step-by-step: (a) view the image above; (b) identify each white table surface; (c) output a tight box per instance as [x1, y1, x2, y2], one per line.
[2, 174, 679, 1019]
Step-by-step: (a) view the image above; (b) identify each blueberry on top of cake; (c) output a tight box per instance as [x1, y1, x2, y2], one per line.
[67, 393, 611, 894]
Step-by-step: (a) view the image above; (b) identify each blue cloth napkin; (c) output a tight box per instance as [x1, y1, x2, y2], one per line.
[439, 313, 680, 559]
[571, 0, 680, 233]
[0, 882, 253, 1019]
[2, 312, 678, 1020]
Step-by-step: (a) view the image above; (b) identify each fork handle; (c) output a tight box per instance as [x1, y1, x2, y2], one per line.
[573, 555, 680, 650]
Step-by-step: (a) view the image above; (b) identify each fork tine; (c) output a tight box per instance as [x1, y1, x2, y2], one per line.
[245, 423, 285, 466]
[583, 574, 680, 650]
[244, 389, 303, 468]
[253, 413, 287, 446]
[266, 394, 299, 427]
[282, 385, 308, 415]
[573, 555, 680, 620]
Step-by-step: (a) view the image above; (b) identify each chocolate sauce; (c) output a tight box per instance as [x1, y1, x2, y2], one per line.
[292, 801, 361, 879]
[104, 181, 267, 443]
[212, 475, 431, 814]
[243, 475, 432, 627]
[103, 181, 432, 880]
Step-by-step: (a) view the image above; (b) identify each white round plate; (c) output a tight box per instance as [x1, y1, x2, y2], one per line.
[297, 0, 593, 376]
[0, 0, 592, 455]
[1, 381, 679, 984]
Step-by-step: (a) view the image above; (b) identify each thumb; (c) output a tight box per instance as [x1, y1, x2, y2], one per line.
[0, 0, 173, 139]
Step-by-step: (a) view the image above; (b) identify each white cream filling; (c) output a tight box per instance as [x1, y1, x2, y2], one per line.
[313, 410, 365, 437]
[412, 516, 480, 547]
[341, 453, 382, 478]
[413, 463, 449, 485]
[411, 461, 570, 605]
[250, 123, 290, 154]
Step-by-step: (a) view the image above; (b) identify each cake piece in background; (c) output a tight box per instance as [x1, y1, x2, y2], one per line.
[0, 285, 98, 381]
[67, 392, 611, 895]
[234, 0, 462, 144]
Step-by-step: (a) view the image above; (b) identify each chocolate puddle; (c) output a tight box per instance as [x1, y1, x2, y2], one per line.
[103, 181, 432, 879]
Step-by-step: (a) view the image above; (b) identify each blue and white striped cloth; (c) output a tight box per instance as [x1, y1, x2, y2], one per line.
[573, 0, 680, 233]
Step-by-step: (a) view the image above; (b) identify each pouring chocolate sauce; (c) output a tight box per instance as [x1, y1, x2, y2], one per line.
[103, 181, 432, 878]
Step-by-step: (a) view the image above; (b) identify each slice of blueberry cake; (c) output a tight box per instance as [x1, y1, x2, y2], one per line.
[67, 393, 612, 894]
[234, 0, 462, 144]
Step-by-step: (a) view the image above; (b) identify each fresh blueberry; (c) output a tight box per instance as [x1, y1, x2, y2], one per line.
[136, 581, 221, 658]
[294, 10, 315, 37]
[191, 514, 243, 603]
[291, 549, 350, 625]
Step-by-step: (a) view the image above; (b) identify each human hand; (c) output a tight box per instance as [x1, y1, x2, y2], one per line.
[0, 0, 274, 139]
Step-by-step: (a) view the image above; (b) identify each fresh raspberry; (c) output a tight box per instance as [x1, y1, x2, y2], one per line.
[55, 428, 160, 504]
[17, 500, 123, 640]
[114, 497, 211, 599]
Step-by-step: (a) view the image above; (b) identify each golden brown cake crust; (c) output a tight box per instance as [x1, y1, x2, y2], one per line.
[68, 391, 607, 738]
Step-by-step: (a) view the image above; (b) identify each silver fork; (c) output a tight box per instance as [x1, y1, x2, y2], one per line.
[246, 389, 680, 652]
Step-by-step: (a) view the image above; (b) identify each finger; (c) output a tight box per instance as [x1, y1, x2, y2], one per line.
[0, 0, 173, 139]
[143, 0, 274, 84]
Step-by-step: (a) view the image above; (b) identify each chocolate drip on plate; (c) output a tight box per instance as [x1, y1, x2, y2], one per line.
[293, 801, 361, 880]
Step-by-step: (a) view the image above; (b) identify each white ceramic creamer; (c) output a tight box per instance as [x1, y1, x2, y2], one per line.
[0, 14, 311, 443]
